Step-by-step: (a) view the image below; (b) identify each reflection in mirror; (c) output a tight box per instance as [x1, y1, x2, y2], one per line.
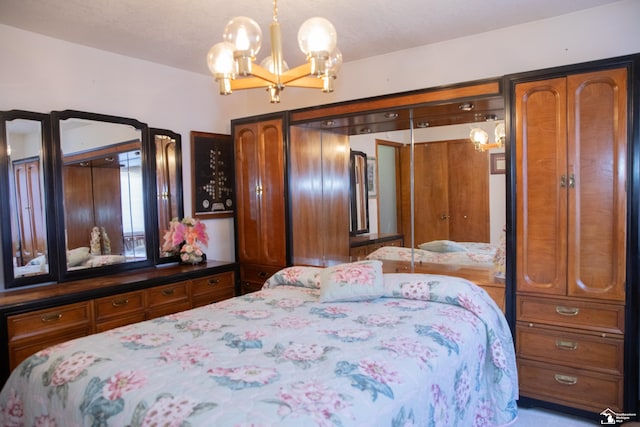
[349, 150, 369, 235]
[306, 95, 506, 259]
[152, 128, 183, 261]
[56, 112, 150, 275]
[0, 112, 56, 285]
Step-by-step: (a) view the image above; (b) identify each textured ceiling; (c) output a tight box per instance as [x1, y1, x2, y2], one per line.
[0, 0, 621, 76]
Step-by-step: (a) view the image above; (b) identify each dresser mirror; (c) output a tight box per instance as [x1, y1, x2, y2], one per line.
[152, 128, 184, 261]
[0, 110, 58, 287]
[52, 110, 154, 280]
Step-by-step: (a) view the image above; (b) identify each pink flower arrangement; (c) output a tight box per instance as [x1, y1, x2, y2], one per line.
[162, 217, 209, 264]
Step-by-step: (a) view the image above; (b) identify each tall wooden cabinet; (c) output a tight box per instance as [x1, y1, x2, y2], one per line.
[233, 117, 287, 294]
[514, 67, 629, 413]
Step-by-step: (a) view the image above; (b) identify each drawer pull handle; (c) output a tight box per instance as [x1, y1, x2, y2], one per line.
[41, 313, 62, 322]
[207, 278, 220, 286]
[112, 298, 129, 308]
[555, 306, 579, 316]
[554, 374, 578, 385]
[258, 271, 268, 278]
[555, 340, 578, 350]
[161, 288, 176, 296]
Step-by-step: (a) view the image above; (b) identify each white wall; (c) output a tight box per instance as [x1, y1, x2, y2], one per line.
[1, 0, 639, 265]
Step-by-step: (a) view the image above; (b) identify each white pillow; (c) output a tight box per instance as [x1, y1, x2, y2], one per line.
[418, 240, 469, 253]
[27, 254, 47, 266]
[319, 260, 385, 303]
[67, 247, 91, 267]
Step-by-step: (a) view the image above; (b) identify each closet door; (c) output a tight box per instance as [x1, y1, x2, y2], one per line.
[515, 77, 568, 296]
[409, 142, 449, 245]
[566, 69, 627, 301]
[447, 140, 489, 242]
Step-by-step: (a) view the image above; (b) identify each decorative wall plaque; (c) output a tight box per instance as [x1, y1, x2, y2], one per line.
[190, 131, 234, 218]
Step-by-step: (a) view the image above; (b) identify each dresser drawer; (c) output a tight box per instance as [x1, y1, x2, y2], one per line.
[516, 324, 623, 375]
[191, 271, 235, 307]
[94, 290, 145, 321]
[240, 264, 282, 287]
[9, 329, 91, 371]
[7, 301, 93, 341]
[146, 281, 190, 308]
[518, 359, 623, 412]
[516, 295, 624, 335]
[146, 281, 191, 319]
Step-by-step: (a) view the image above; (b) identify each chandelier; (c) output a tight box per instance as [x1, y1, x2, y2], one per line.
[206, 0, 342, 103]
[470, 122, 505, 152]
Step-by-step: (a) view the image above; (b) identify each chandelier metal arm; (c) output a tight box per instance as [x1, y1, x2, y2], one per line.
[284, 76, 325, 89]
[229, 77, 273, 90]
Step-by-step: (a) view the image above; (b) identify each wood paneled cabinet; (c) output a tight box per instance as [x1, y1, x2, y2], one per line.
[514, 67, 628, 413]
[233, 117, 287, 294]
[3, 269, 235, 376]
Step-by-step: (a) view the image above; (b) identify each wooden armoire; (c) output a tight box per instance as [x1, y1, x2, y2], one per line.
[233, 116, 288, 294]
[512, 63, 635, 415]
[233, 114, 352, 293]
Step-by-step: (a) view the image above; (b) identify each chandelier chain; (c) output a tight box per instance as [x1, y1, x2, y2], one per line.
[273, 0, 279, 22]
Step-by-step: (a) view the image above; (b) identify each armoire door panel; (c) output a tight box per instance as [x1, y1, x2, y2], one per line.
[235, 125, 262, 263]
[515, 78, 568, 295]
[257, 121, 286, 266]
[566, 69, 627, 301]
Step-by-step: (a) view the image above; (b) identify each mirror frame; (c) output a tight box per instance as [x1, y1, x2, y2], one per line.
[0, 110, 60, 288]
[349, 150, 369, 235]
[51, 110, 155, 281]
[151, 127, 184, 264]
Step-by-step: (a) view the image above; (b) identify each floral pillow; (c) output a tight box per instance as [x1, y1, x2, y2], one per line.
[319, 260, 385, 303]
[263, 266, 323, 289]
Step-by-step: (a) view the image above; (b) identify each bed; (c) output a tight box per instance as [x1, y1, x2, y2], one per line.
[366, 241, 498, 268]
[0, 261, 518, 426]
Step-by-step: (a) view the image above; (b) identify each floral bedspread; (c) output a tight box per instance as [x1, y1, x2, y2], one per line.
[0, 271, 517, 427]
[367, 243, 496, 267]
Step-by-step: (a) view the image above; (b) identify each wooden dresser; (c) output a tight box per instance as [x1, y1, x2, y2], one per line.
[0, 260, 236, 386]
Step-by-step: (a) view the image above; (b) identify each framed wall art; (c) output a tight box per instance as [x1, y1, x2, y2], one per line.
[490, 152, 506, 175]
[367, 157, 377, 198]
[190, 131, 234, 219]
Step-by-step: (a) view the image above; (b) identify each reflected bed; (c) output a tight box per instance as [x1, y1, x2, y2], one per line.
[0, 262, 517, 426]
[366, 242, 497, 267]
